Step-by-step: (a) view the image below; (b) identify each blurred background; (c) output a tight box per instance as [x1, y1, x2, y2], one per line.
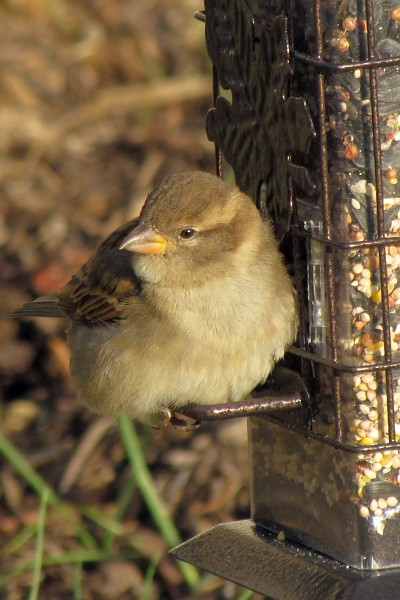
[0, 1, 257, 598]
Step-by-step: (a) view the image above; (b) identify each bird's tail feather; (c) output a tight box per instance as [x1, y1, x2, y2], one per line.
[11, 295, 64, 319]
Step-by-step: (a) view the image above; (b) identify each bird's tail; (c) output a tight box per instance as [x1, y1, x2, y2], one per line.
[11, 295, 64, 318]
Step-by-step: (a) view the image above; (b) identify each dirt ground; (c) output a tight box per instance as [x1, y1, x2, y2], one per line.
[0, 2, 258, 598]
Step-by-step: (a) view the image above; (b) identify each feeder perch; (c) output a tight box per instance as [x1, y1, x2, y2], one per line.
[172, 0, 400, 596]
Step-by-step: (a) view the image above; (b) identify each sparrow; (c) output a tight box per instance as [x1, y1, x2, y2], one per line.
[13, 171, 298, 422]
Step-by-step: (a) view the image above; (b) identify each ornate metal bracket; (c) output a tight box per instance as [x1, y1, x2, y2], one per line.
[205, 0, 316, 240]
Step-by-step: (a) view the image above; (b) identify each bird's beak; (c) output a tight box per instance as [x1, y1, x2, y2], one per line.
[119, 222, 173, 255]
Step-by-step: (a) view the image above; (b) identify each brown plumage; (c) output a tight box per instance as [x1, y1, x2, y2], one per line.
[13, 171, 298, 421]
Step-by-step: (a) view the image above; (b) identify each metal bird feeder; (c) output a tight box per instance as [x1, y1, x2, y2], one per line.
[172, 0, 400, 596]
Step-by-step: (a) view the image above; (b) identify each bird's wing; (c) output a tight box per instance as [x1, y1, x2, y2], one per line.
[13, 218, 142, 325]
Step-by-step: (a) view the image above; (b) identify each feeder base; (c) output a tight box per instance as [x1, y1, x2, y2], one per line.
[171, 520, 400, 599]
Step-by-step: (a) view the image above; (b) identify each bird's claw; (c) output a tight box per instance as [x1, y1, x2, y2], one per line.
[168, 411, 202, 432]
[148, 408, 201, 431]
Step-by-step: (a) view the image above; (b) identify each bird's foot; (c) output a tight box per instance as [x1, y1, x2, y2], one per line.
[148, 408, 201, 431]
[168, 411, 201, 432]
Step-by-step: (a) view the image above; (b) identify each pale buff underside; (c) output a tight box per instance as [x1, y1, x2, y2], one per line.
[68, 258, 297, 421]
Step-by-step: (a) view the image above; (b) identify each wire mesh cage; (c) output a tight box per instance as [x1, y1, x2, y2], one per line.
[204, 0, 400, 570]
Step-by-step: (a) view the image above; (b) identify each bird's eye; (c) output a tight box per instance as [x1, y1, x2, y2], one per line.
[179, 227, 197, 240]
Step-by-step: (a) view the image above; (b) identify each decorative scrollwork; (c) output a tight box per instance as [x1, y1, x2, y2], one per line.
[205, 0, 316, 239]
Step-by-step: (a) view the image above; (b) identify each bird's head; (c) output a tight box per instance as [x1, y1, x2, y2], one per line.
[119, 171, 265, 287]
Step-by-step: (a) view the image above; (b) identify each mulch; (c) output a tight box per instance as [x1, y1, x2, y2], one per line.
[0, 2, 258, 598]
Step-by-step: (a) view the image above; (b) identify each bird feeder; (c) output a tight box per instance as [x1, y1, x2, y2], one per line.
[172, 0, 400, 596]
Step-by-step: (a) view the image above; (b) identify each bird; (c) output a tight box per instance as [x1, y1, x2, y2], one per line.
[12, 171, 298, 422]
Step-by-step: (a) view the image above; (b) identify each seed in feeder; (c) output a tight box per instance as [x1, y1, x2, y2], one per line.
[391, 7, 400, 20]
[367, 342, 384, 356]
[343, 16, 357, 30]
[359, 277, 371, 288]
[359, 505, 370, 518]
[343, 133, 354, 145]
[387, 115, 399, 128]
[381, 456, 393, 469]
[368, 254, 379, 270]
[351, 198, 361, 210]
[337, 36, 350, 52]
[354, 344, 364, 357]
[361, 331, 375, 346]
[372, 462, 382, 472]
[366, 390, 377, 401]
[385, 168, 398, 185]
[373, 452, 383, 462]
[374, 508, 383, 517]
[372, 289, 382, 303]
[392, 255, 400, 268]
[352, 263, 363, 274]
[351, 180, 367, 194]
[378, 498, 388, 509]
[360, 436, 374, 446]
[351, 230, 365, 242]
[340, 90, 351, 102]
[387, 496, 398, 507]
[392, 455, 400, 469]
[369, 427, 380, 440]
[360, 286, 371, 298]
[366, 183, 376, 199]
[362, 372, 374, 383]
[357, 392, 367, 402]
[357, 18, 367, 32]
[344, 143, 359, 160]
[359, 403, 370, 414]
[370, 499, 378, 512]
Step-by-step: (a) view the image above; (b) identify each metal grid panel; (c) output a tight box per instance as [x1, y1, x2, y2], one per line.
[204, 0, 400, 451]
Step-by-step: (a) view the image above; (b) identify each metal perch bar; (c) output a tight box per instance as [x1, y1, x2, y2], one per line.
[176, 392, 303, 422]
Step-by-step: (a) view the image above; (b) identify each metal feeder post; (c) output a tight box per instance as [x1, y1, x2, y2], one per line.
[172, 0, 400, 597]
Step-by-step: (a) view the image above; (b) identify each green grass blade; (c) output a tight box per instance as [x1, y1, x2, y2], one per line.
[102, 476, 137, 552]
[0, 549, 140, 586]
[0, 432, 59, 505]
[0, 431, 97, 550]
[236, 590, 254, 600]
[28, 488, 49, 600]
[143, 552, 162, 600]
[72, 563, 83, 600]
[118, 415, 200, 588]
